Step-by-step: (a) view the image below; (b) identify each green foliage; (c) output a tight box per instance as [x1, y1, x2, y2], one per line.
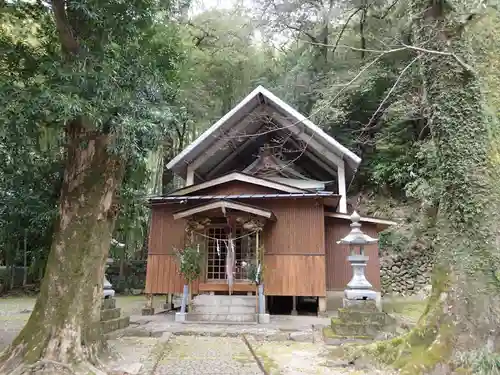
[245, 261, 262, 285]
[456, 349, 500, 375]
[0, 0, 185, 282]
[174, 246, 203, 283]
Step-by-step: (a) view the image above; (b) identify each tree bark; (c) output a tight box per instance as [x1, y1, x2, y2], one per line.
[350, 2, 500, 374]
[0, 120, 126, 375]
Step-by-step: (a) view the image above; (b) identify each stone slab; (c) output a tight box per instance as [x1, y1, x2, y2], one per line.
[258, 313, 270, 324]
[342, 299, 379, 312]
[186, 313, 257, 323]
[101, 316, 130, 334]
[338, 309, 389, 325]
[102, 298, 116, 310]
[330, 318, 382, 337]
[101, 308, 122, 321]
[142, 307, 155, 316]
[175, 312, 187, 322]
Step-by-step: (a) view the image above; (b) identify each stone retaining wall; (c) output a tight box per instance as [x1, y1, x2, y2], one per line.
[380, 251, 434, 296]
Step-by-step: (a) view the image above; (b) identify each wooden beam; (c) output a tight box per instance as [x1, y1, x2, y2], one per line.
[267, 109, 345, 168]
[189, 107, 267, 173]
[173, 200, 275, 221]
[285, 137, 337, 180]
[206, 125, 264, 179]
[337, 161, 347, 213]
[169, 172, 306, 196]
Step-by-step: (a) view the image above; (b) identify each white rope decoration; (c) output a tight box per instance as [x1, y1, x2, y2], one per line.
[191, 229, 261, 241]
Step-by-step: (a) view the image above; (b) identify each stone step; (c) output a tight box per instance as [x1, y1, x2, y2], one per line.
[101, 298, 116, 310]
[101, 308, 121, 322]
[101, 316, 130, 334]
[190, 306, 256, 315]
[338, 309, 390, 325]
[186, 313, 257, 323]
[192, 294, 256, 307]
[330, 318, 383, 338]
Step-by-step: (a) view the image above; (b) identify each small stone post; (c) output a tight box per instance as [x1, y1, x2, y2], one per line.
[337, 212, 378, 306]
[142, 294, 155, 316]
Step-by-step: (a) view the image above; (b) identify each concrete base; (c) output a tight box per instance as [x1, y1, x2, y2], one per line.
[141, 307, 155, 316]
[258, 313, 270, 324]
[318, 297, 327, 316]
[327, 290, 382, 311]
[175, 312, 187, 322]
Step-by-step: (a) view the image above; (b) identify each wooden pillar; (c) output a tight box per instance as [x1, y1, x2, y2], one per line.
[164, 293, 173, 310]
[291, 296, 298, 316]
[337, 161, 347, 213]
[186, 164, 195, 186]
[255, 231, 259, 265]
[142, 294, 155, 315]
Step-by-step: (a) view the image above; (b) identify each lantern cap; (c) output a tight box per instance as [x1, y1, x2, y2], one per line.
[337, 211, 378, 245]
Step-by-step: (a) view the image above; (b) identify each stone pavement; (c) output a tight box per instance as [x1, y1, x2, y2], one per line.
[154, 336, 262, 375]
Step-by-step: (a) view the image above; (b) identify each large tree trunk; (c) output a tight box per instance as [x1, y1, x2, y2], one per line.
[0, 120, 126, 375]
[350, 2, 500, 374]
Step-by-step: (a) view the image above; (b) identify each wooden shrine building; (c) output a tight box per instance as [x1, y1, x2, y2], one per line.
[145, 86, 396, 313]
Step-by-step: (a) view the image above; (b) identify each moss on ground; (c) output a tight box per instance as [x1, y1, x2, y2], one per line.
[322, 327, 372, 340]
[382, 299, 427, 321]
[254, 348, 279, 374]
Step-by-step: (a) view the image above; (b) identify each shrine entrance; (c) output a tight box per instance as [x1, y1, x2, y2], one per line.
[205, 226, 257, 282]
[173, 199, 274, 294]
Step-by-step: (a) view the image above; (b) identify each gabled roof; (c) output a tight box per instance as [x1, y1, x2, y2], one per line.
[166, 86, 361, 180]
[167, 172, 308, 196]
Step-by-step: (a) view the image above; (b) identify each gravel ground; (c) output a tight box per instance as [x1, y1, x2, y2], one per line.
[0, 296, 395, 374]
[0, 295, 159, 351]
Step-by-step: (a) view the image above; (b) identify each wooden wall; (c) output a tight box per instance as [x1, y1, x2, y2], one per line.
[146, 181, 328, 297]
[145, 205, 200, 294]
[260, 199, 326, 297]
[324, 217, 381, 291]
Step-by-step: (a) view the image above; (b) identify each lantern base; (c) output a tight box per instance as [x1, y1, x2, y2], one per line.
[344, 288, 378, 301]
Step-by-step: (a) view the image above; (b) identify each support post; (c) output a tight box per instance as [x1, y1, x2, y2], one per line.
[318, 297, 327, 317]
[337, 161, 347, 213]
[175, 285, 189, 322]
[291, 296, 298, 316]
[186, 164, 195, 186]
[164, 293, 173, 310]
[142, 294, 155, 316]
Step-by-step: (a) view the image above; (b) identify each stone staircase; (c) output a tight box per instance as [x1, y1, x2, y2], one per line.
[100, 298, 130, 334]
[186, 294, 257, 323]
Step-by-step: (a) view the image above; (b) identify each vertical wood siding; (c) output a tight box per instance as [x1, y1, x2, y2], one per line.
[145, 205, 199, 294]
[146, 182, 328, 297]
[324, 218, 381, 291]
[261, 200, 326, 296]
[264, 255, 326, 296]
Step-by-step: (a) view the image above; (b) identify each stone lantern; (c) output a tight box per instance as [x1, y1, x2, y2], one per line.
[337, 211, 378, 303]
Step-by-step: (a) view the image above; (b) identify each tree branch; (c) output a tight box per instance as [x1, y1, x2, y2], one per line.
[402, 43, 475, 74]
[330, 7, 362, 56]
[285, 24, 319, 44]
[372, 0, 400, 19]
[50, 0, 79, 55]
[362, 54, 422, 133]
